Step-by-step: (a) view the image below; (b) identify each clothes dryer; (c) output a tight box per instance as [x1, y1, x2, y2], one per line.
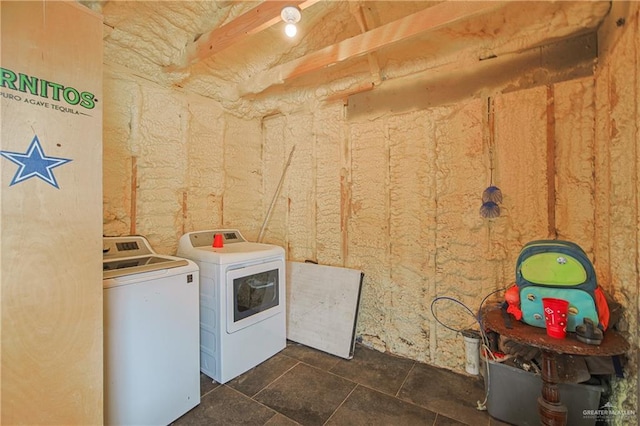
[177, 229, 286, 384]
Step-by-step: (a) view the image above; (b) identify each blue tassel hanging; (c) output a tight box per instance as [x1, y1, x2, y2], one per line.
[480, 201, 501, 218]
[480, 97, 503, 219]
[480, 97, 502, 219]
[482, 185, 503, 204]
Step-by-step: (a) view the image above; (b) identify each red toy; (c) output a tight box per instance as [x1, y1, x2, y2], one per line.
[504, 285, 522, 320]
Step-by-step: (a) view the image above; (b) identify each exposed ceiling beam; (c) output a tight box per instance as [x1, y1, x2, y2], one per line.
[238, 1, 506, 96]
[349, 2, 381, 86]
[169, 0, 320, 70]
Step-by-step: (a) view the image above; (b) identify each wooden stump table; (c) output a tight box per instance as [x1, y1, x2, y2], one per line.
[481, 307, 629, 426]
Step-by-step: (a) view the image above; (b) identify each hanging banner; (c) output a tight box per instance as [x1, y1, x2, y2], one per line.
[0, 2, 103, 424]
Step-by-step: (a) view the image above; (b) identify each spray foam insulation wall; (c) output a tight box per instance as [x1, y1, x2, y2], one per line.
[102, 3, 639, 417]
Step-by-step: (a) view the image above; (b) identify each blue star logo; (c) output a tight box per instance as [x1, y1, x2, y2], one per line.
[1, 135, 72, 189]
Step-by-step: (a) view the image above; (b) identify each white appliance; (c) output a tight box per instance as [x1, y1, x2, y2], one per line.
[177, 229, 286, 384]
[103, 236, 200, 426]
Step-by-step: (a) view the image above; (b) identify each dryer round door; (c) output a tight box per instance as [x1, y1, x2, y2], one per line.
[226, 259, 284, 333]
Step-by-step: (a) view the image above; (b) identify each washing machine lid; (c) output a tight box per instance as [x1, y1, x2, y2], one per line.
[103, 255, 189, 279]
[177, 230, 284, 264]
[103, 235, 189, 279]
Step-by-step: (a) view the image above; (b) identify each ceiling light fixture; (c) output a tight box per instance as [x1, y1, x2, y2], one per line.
[281, 6, 301, 38]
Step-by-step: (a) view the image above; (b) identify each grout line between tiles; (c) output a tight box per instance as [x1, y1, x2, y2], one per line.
[223, 382, 285, 421]
[322, 383, 359, 426]
[249, 359, 303, 399]
[395, 360, 416, 398]
[281, 354, 359, 385]
[200, 377, 221, 398]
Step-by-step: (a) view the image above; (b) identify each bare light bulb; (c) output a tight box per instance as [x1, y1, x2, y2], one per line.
[281, 6, 301, 39]
[285, 23, 297, 37]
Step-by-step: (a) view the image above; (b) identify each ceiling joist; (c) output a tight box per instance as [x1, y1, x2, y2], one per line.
[238, 1, 506, 96]
[349, 2, 382, 86]
[169, 0, 320, 70]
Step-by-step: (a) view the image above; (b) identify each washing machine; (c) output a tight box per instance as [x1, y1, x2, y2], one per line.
[177, 229, 286, 384]
[103, 236, 200, 425]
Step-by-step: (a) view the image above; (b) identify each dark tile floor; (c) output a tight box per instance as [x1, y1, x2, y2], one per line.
[173, 342, 509, 426]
